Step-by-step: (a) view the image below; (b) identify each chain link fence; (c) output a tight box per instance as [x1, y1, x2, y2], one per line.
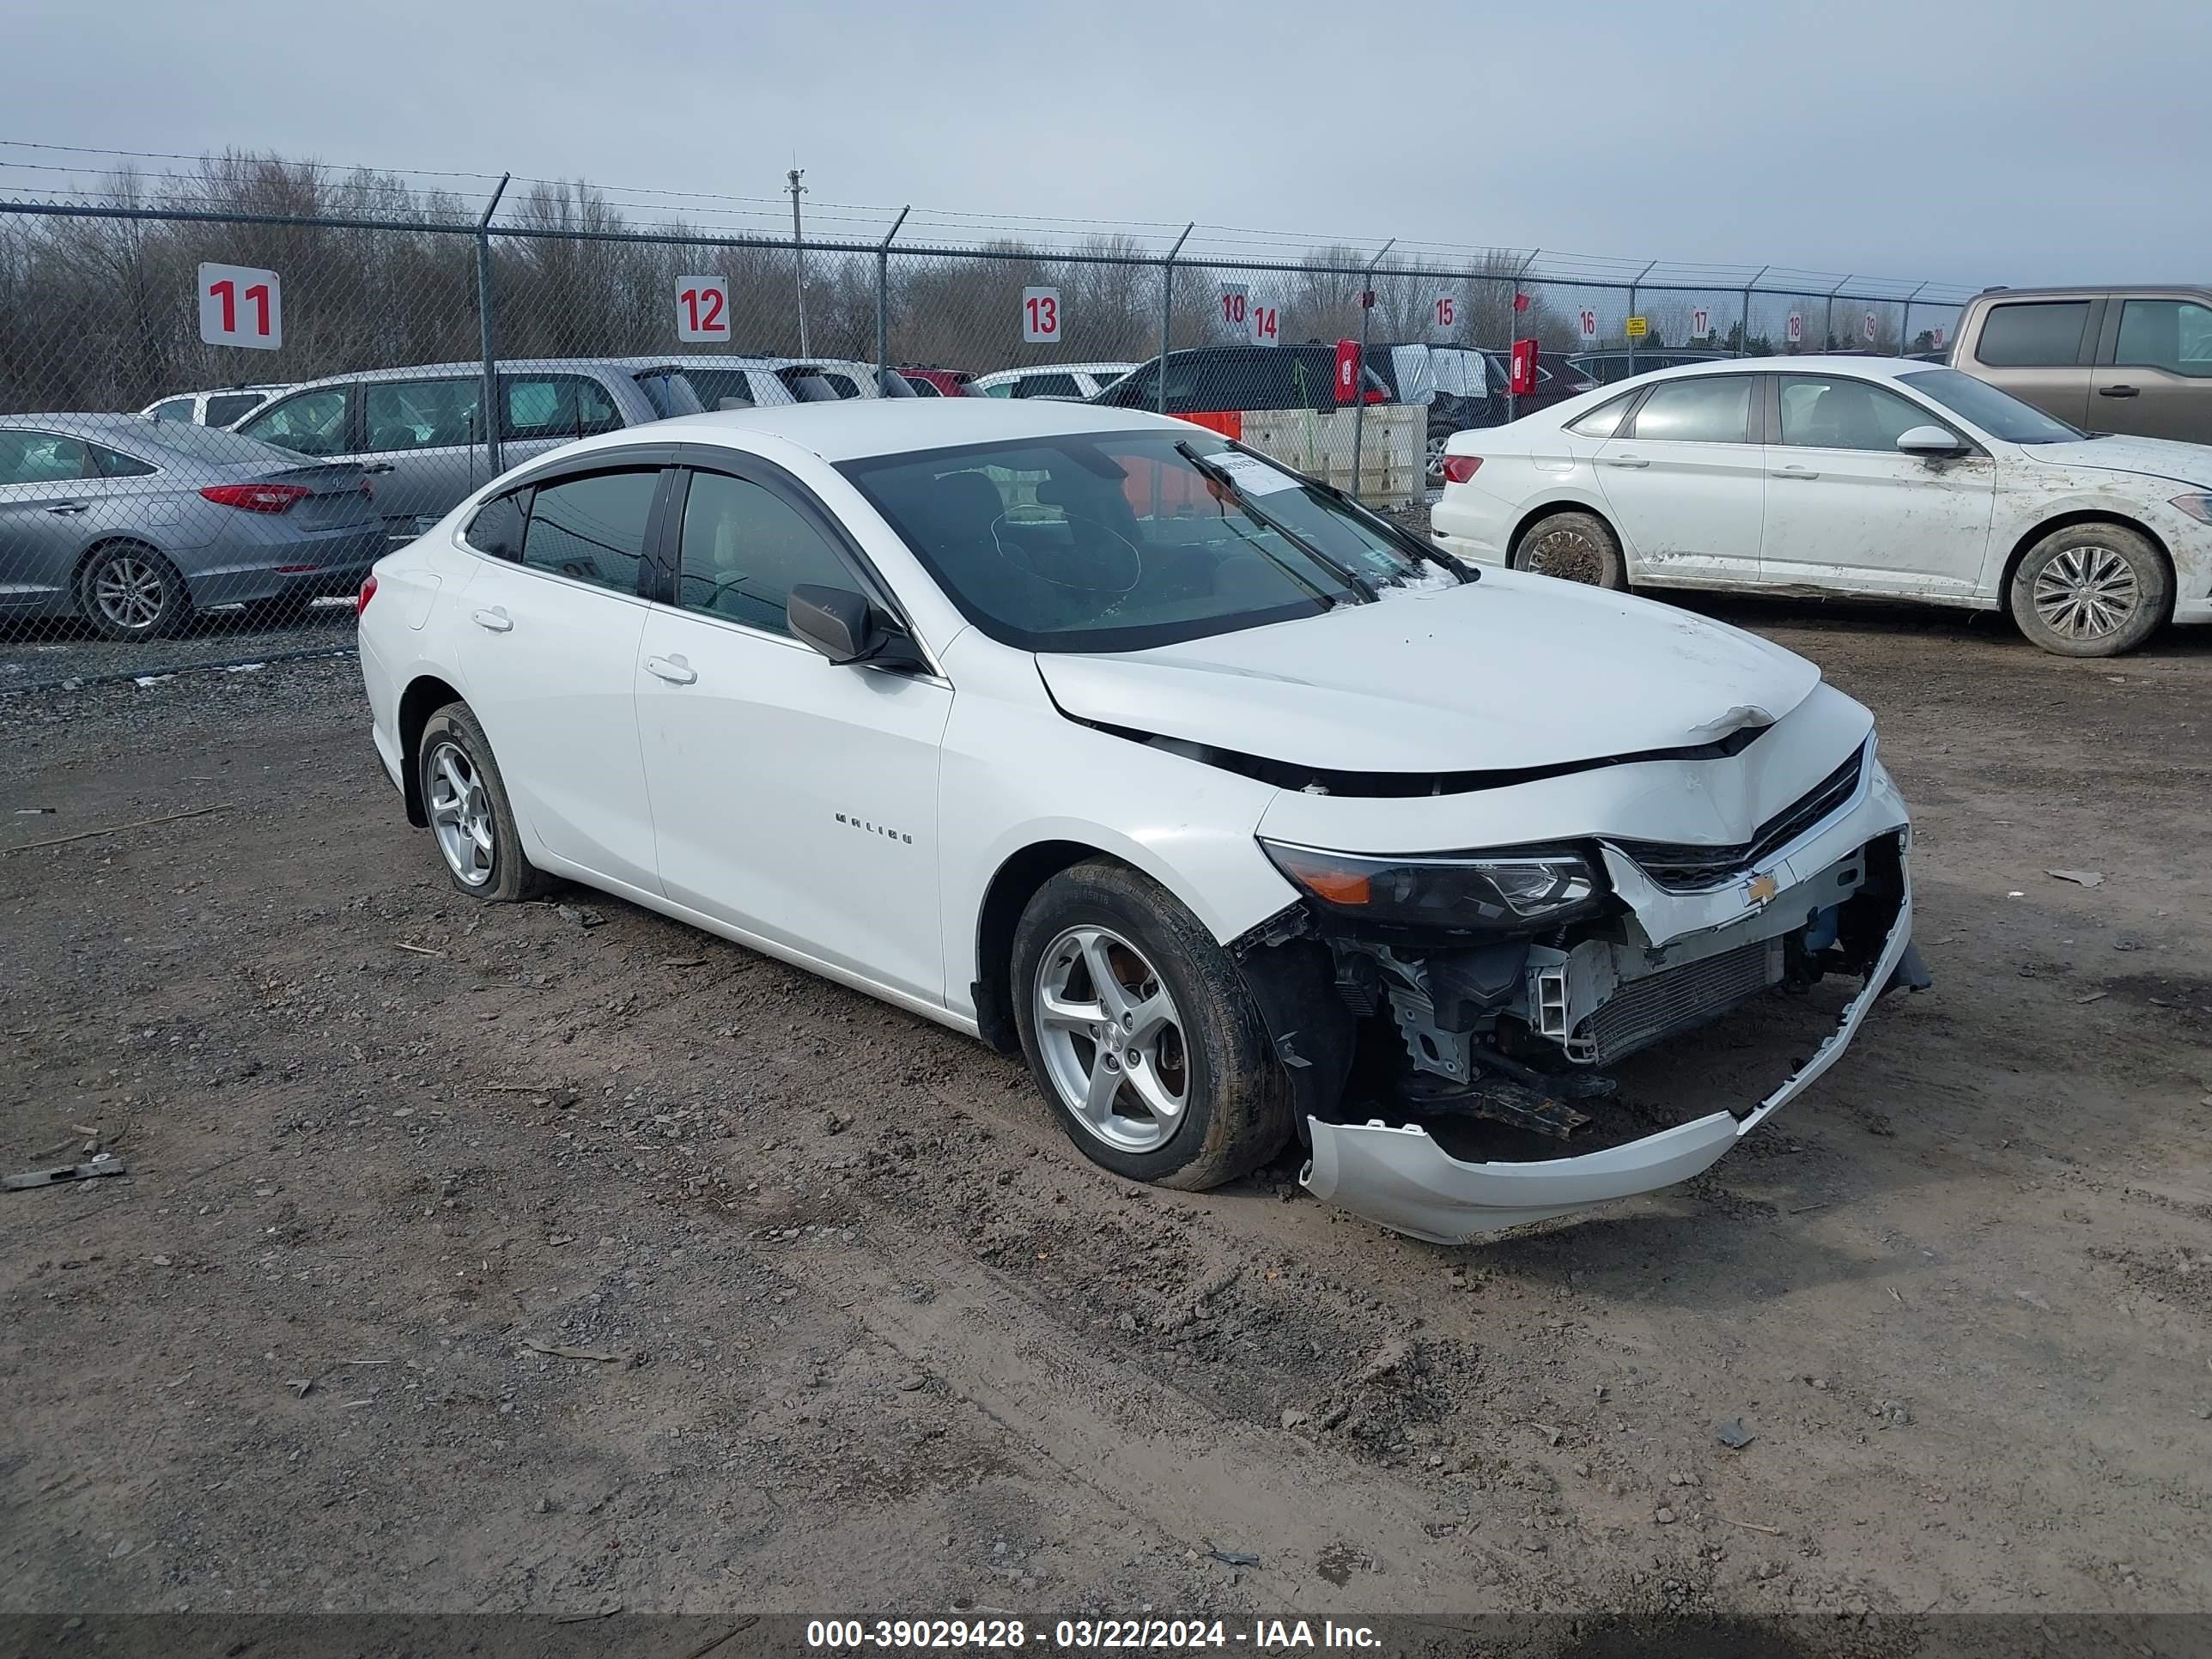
[0, 161, 1982, 686]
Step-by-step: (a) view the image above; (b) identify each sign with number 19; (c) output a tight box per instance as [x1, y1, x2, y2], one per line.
[198, 263, 283, 349]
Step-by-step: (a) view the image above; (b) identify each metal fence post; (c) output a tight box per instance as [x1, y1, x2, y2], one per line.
[474, 172, 509, 480]
[1506, 249, 1538, 424]
[1900, 279, 1928, 357]
[1627, 259, 1656, 378]
[1826, 276, 1850, 352]
[1350, 238, 1394, 505]
[1157, 222, 1193, 416]
[875, 206, 908, 388]
[1738, 265, 1767, 358]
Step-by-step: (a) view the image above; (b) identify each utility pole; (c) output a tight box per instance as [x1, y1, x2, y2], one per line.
[787, 167, 810, 356]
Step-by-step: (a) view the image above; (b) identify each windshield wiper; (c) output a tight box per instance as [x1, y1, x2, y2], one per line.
[1292, 465, 1480, 583]
[1176, 441, 1378, 603]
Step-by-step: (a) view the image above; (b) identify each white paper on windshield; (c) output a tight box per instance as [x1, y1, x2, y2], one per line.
[1207, 450, 1300, 495]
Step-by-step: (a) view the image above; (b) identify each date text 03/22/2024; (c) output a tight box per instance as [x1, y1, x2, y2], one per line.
[804, 1619, 1384, 1650]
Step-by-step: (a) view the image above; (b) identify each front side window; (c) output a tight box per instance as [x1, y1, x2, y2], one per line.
[1899, 368, 2083, 444]
[205, 392, 265, 426]
[981, 381, 1014, 398]
[0, 429, 89, 486]
[502, 376, 623, 442]
[1976, 301, 2090, 368]
[676, 471, 856, 636]
[1626, 377, 1752, 443]
[842, 430, 1427, 653]
[240, 387, 348, 457]
[2114, 299, 2212, 378]
[518, 469, 659, 592]
[366, 379, 481, 453]
[1777, 375, 1944, 451]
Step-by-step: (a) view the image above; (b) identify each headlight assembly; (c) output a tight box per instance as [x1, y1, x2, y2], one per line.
[1260, 839, 1607, 932]
[2170, 492, 2212, 525]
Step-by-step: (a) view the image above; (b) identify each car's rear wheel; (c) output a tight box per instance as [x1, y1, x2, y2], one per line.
[1011, 860, 1291, 1191]
[77, 543, 191, 641]
[1512, 510, 1626, 589]
[416, 702, 548, 902]
[2008, 523, 2169, 657]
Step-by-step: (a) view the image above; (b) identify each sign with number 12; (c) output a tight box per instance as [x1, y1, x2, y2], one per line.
[198, 263, 283, 349]
[676, 276, 730, 343]
[1022, 286, 1060, 344]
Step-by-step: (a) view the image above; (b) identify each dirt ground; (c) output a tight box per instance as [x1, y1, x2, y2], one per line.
[3, 592, 2209, 1650]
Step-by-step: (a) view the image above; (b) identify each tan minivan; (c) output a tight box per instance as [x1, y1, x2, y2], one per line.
[1947, 286, 2212, 445]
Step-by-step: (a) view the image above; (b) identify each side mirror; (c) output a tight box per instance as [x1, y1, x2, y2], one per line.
[1897, 424, 1966, 458]
[787, 584, 923, 671]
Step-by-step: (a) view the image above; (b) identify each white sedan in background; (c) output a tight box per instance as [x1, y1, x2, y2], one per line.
[1432, 356, 2212, 656]
[357, 399, 1922, 1243]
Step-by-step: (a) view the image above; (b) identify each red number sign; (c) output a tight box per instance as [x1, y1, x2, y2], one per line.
[1434, 295, 1455, 329]
[1250, 305, 1279, 345]
[1578, 309, 1598, 342]
[198, 262, 283, 350]
[1863, 311, 1879, 343]
[676, 276, 730, 343]
[1691, 308, 1711, 340]
[1786, 312, 1803, 344]
[1022, 286, 1060, 343]
[1220, 288, 1248, 325]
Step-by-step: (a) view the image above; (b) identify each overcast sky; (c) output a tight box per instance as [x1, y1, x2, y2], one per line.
[7, 0, 2208, 289]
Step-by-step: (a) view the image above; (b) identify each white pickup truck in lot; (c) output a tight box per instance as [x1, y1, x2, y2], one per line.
[1432, 355, 2212, 656]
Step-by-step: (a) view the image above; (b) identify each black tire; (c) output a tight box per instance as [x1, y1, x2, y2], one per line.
[2007, 522, 2170, 658]
[1512, 509, 1626, 589]
[1011, 860, 1291, 1191]
[76, 542, 191, 641]
[416, 702, 549, 902]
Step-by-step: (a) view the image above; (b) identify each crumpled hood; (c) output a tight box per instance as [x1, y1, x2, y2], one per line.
[1036, 569, 1822, 773]
[2024, 435, 2212, 489]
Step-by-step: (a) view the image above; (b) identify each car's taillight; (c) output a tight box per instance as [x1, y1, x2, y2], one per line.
[1441, 455, 1484, 484]
[200, 483, 311, 514]
[356, 573, 378, 617]
[1362, 388, 1388, 404]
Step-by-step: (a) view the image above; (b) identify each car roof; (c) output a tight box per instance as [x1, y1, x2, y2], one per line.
[550, 395, 1194, 465]
[973, 362, 1136, 379]
[1970, 284, 2211, 301]
[0, 411, 172, 435]
[1580, 354, 1932, 387]
[262, 358, 647, 391]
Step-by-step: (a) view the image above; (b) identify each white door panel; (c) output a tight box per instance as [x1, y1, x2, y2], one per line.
[1591, 438, 1766, 582]
[455, 560, 658, 890]
[635, 608, 952, 1004]
[1759, 451, 1996, 596]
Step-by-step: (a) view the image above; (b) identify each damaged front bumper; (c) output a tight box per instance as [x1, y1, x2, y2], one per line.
[1301, 854, 1917, 1243]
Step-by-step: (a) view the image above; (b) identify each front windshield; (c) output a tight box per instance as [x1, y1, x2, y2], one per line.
[841, 430, 1430, 653]
[1899, 367, 2084, 444]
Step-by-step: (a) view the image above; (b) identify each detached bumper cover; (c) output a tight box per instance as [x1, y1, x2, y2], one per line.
[1301, 862, 1917, 1243]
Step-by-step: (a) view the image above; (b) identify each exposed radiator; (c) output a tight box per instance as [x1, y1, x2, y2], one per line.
[1579, 937, 1785, 1065]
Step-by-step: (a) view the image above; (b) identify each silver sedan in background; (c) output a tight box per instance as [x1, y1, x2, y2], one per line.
[0, 415, 385, 640]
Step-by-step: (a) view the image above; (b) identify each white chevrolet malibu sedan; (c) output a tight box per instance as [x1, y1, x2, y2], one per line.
[358, 398, 1925, 1243]
[1432, 356, 2212, 657]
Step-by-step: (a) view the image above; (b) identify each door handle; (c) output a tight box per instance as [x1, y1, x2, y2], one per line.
[1602, 456, 1650, 469]
[1769, 467, 1820, 480]
[363, 461, 398, 473]
[470, 606, 514, 633]
[44, 501, 88, 515]
[2098, 385, 2140, 398]
[644, 654, 697, 685]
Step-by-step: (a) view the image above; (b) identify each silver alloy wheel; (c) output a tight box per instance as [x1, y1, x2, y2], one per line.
[1425, 433, 1447, 479]
[2033, 544, 2140, 641]
[92, 553, 167, 631]
[425, 738, 496, 888]
[1031, 925, 1189, 1153]
[1523, 523, 1605, 585]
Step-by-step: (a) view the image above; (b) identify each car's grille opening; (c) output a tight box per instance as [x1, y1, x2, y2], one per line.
[1612, 744, 1866, 893]
[1579, 936, 1787, 1066]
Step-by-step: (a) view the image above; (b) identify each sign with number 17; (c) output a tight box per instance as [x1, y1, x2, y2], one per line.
[198, 263, 283, 349]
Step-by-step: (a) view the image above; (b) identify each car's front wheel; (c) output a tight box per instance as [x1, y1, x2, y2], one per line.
[416, 702, 549, 902]
[1011, 860, 1291, 1191]
[2008, 523, 2170, 657]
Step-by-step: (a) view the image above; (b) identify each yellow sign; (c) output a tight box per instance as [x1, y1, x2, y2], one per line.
[1625, 315, 1649, 338]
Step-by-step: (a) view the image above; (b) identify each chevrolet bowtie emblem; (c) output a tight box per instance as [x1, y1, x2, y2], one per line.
[1744, 873, 1779, 907]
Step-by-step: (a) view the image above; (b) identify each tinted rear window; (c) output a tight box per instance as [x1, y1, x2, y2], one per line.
[1975, 301, 2090, 368]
